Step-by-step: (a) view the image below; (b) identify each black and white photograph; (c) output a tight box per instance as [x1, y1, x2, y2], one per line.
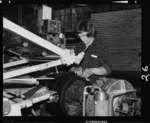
[2, 3, 142, 122]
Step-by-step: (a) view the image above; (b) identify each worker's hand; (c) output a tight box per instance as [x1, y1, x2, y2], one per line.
[74, 67, 83, 76]
[82, 68, 93, 79]
[74, 52, 85, 64]
[61, 49, 76, 66]
[69, 67, 77, 73]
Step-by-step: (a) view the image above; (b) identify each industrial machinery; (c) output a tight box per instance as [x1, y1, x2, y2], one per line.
[3, 17, 141, 117]
[83, 78, 141, 116]
[50, 75, 141, 116]
[3, 17, 83, 116]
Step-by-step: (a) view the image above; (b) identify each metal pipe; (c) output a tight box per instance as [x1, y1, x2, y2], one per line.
[4, 59, 28, 69]
[3, 59, 62, 79]
[3, 18, 66, 56]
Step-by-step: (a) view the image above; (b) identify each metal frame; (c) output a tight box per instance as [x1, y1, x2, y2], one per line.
[3, 17, 77, 79]
[4, 59, 28, 69]
[3, 18, 70, 116]
[3, 88, 58, 116]
[3, 18, 66, 56]
[4, 60, 62, 79]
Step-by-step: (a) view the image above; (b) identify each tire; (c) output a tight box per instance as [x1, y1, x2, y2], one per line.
[49, 73, 90, 116]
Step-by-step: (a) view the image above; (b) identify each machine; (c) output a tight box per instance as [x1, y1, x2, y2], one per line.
[3, 17, 83, 116]
[83, 78, 141, 116]
[3, 17, 141, 117]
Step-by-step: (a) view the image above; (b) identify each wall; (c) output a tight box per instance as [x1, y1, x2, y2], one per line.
[3, 4, 141, 34]
[91, 9, 141, 71]
[53, 7, 91, 32]
[52, 4, 141, 33]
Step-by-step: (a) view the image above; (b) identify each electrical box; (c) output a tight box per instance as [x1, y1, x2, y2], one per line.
[45, 20, 61, 34]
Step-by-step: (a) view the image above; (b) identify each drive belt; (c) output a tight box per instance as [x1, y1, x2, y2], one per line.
[4, 85, 44, 100]
[23, 85, 44, 99]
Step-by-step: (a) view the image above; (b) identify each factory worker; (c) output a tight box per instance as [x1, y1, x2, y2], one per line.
[70, 20, 112, 84]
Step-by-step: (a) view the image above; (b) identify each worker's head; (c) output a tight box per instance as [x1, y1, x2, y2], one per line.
[77, 20, 96, 45]
[77, 20, 96, 37]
